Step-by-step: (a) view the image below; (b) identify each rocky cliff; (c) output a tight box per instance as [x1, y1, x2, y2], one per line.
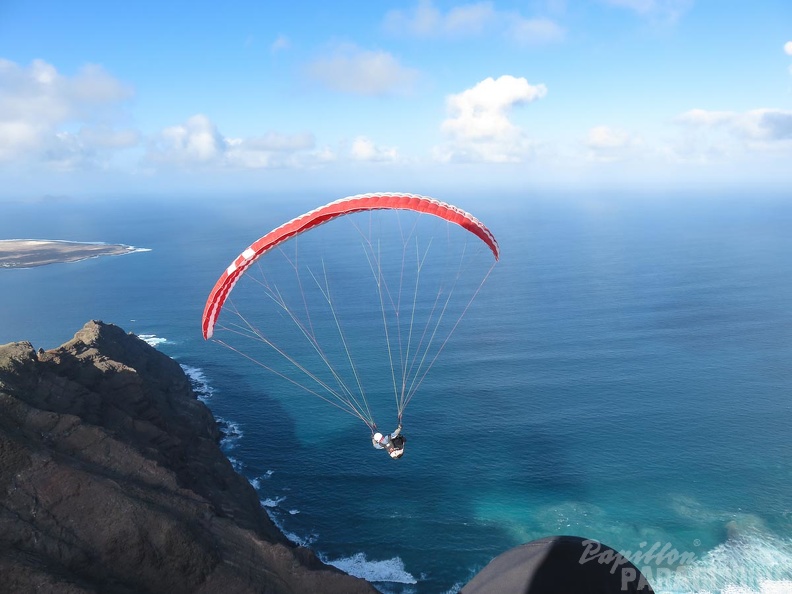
[0, 320, 378, 594]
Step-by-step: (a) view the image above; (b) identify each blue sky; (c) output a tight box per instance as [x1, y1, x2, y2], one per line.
[1, 0, 791, 198]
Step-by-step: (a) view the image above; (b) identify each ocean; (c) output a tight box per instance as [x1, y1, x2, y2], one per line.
[1, 192, 791, 593]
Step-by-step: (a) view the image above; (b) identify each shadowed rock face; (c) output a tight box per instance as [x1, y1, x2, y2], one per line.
[0, 320, 378, 594]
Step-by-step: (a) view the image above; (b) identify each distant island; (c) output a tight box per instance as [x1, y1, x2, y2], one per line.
[0, 239, 147, 268]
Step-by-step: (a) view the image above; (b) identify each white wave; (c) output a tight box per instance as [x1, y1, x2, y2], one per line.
[289, 509, 300, 515]
[217, 418, 242, 452]
[323, 552, 417, 585]
[138, 334, 167, 347]
[280, 526, 317, 547]
[217, 421, 244, 472]
[720, 582, 792, 594]
[248, 470, 275, 492]
[650, 530, 792, 594]
[260, 495, 286, 508]
[441, 582, 464, 594]
[227, 456, 244, 472]
[181, 365, 215, 402]
[262, 505, 317, 547]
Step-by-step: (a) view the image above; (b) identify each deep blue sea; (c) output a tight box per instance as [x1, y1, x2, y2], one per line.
[1, 192, 791, 593]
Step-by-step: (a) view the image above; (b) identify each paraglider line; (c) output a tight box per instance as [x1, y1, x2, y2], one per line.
[404, 259, 496, 408]
[307, 258, 376, 424]
[400, 235, 434, 412]
[399, 243, 464, 408]
[220, 297, 375, 426]
[357, 232, 401, 410]
[246, 261, 361, 405]
[213, 338, 374, 427]
[402, 238, 472, 407]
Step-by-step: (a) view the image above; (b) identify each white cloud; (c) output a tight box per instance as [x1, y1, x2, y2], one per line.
[271, 34, 291, 53]
[443, 76, 547, 140]
[384, 0, 439, 36]
[675, 108, 735, 127]
[0, 58, 136, 168]
[350, 136, 399, 162]
[601, 0, 692, 23]
[152, 115, 225, 164]
[506, 17, 566, 45]
[237, 132, 315, 152]
[384, 0, 564, 44]
[585, 125, 643, 162]
[78, 126, 140, 149]
[675, 108, 792, 142]
[671, 108, 792, 162]
[539, 0, 568, 14]
[306, 44, 419, 96]
[737, 109, 792, 142]
[147, 114, 321, 169]
[148, 120, 409, 169]
[444, 2, 498, 35]
[786, 41, 792, 75]
[384, 1, 499, 37]
[587, 126, 631, 149]
[604, 0, 654, 12]
[226, 132, 316, 168]
[436, 75, 547, 163]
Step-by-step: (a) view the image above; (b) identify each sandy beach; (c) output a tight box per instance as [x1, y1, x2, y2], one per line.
[0, 240, 141, 268]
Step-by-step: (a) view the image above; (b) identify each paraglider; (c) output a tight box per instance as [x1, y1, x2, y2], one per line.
[202, 193, 498, 458]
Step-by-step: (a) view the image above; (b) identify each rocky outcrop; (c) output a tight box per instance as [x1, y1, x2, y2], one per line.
[0, 320, 378, 594]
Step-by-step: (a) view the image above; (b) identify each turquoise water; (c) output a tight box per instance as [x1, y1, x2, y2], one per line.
[1, 193, 791, 593]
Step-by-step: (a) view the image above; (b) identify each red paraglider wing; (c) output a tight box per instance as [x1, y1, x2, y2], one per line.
[201, 193, 499, 339]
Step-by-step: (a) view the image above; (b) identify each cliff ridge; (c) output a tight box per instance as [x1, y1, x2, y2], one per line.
[0, 320, 377, 594]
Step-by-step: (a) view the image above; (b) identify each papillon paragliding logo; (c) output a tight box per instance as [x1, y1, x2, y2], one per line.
[202, 193, 499, 444]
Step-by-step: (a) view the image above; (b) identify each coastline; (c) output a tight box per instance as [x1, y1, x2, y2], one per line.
[0, 239, 148, 269]
[0, 320, 379, 593]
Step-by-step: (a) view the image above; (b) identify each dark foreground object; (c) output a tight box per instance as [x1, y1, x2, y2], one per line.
[0, 321, 377, 594]
[462, 536, 655, 594]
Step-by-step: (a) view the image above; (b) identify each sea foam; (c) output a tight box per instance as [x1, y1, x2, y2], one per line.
[650, 530, 792, 594]
[181, 364, 215, 402]
[138, 334, 167, 347]
[217, 418, 242, 449]
[260, 495, 287, 508]
[323, 552, 417, 585]
[262, 503, 317, 547]
[248, 470, 274, 491]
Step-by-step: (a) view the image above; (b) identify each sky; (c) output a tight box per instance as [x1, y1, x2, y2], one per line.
[1, 0, 791, 199]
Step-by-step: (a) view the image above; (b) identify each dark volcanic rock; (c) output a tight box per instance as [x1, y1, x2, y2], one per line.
[0, 320, 378, 594]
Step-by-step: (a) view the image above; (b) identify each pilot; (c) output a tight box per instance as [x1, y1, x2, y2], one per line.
[372, 425, 406, 459]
